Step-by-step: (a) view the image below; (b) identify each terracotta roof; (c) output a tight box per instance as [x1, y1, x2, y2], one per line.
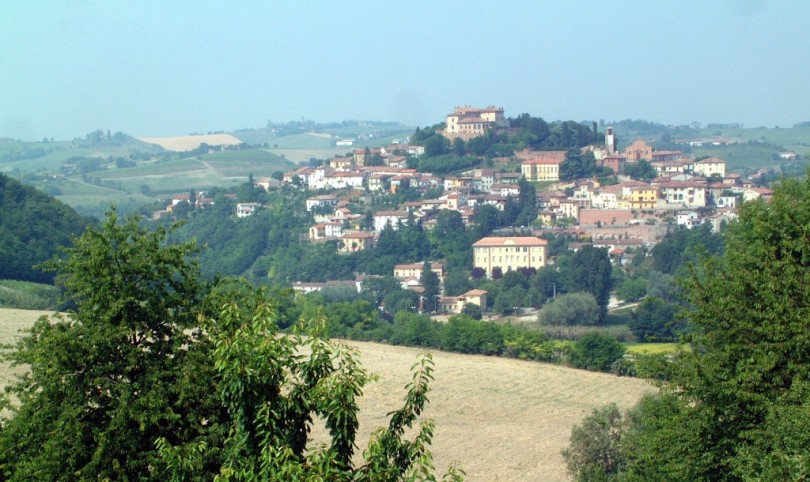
[472, 236, 548, 247]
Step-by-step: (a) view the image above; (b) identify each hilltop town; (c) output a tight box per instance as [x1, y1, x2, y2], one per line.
[164, 106, 775, 315]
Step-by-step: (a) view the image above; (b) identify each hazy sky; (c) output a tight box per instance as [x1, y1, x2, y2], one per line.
[2, 0, 809, 141]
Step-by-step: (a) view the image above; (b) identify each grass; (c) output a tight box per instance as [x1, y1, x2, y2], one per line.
[0, 307, 656, 482]
[0, 280, 58, 310]
[625, 342, 683, 355]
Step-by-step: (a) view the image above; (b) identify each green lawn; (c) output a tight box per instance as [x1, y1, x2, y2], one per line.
[625, 343, 683, 355]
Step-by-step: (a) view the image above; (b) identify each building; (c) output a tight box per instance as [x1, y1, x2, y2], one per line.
[627, 186, 658, 209]
[439, 289, 488, 314]
[624, 139, 654, 162]
[444, 105, 508, 139]
[597, 154, 626, 174]
[472, 236, 548, 278]
[338, 232, 375, 253]
[605, 127, 617, 154]
[306, 195, 339, 212]
[521, 151, 567, 182]
[692, 157, 726, 178]
[394, 262, 444, 283]
[236, 202, 260, 218]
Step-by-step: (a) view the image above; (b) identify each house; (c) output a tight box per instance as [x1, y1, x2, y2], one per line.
[443, 105, 508, 139]
[253, 178, 279, 191]
[394, 262, 444, 283]
[520, 151, 567, 181]
[353, 148, 382, 166]
[338, 232, 375, 253]
[677, 211, 702, 229]
[627, 186, 658, 209]
[651, 150, 683, 162]
[598, 154, 626, 174]
[308, 221, 343, 240]
[374, 210, 409, 231]
[490, 183, 520, 197]
[472, 236, 548, 278]
[236, 202, 260, 218]
[329, 156, 354, 169]
[306, 195, 339, 212]
[439, 289, 488, 314]
[743, 187, 774, 203]
[656, 181, 707, 208]
[292, 280, 359, 295]
[692, 157, 726, 178]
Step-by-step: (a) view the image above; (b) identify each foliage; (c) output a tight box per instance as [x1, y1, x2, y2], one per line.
[420, 261, 441, 313]
[650, 223, 723, 276]
[563, 404, 628, 481]
[567, 245, 612, 321]
[628, 297, 682, 342]
[537, 292, 601, 326]
[0, 280, 58, 310]
[0, 210, 220, 480]
[0, 173, 93, 283]
[0, 210, 459, 481]
[567, 172, 810, 480]
[623, 160, 656, 181]
[568, 333, 626, 372]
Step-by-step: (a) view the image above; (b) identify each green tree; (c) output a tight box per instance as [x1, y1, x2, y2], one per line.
[0, 210, 220, 480]
[563, 404, 628, 481]
[537, 292, 601, 326]
[568, 332, 625, 372]
[628, 297, 681, 342]
[568, 245, 612, 321]
[574, 173, 810, 480]
[420, 261, 441, 313]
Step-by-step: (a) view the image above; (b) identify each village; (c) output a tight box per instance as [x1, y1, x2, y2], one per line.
[161, 106, 775, 316]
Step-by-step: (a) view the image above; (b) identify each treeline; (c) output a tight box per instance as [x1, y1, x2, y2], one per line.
[410, 115, 602, 163]
[297, 297, 628, 374]
[0, 173, 95, 283]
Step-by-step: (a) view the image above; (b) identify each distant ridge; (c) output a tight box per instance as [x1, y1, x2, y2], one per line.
[0, 173, 94, 283]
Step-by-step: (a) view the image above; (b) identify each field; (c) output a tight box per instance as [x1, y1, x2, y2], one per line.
[137, 134, 242, 151]
[0, 308, 656, 481]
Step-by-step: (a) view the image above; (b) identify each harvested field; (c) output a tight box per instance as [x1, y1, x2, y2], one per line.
[138, 134, 242, 151]
[0, 309, 655, 480]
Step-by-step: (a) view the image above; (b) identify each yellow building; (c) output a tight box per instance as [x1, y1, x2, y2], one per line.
[692, 157, 726, 178]
[628, 186, 658, 209]
[444, 106, 507, 139]
[472, 236, 547, 278]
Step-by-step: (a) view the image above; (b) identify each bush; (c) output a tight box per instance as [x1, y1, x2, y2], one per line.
[537, 292, 600, 326]
[562, 404, 628, 481]
[568, 333, 626, 372]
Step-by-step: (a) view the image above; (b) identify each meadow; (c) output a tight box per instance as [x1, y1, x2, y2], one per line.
[0, 308, 656, 481]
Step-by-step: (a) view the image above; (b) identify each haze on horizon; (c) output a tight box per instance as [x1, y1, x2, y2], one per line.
[2, 0, 809, 141]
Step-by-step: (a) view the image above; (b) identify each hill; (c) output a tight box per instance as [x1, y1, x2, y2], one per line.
[0, 173, 94, 282]
[0, 308, 654, 481]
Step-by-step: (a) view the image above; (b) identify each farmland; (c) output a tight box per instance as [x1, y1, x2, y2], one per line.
[0, 308, 656, 481]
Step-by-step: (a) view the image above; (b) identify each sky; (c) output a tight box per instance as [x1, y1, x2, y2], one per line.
[2, 0, 809, 141]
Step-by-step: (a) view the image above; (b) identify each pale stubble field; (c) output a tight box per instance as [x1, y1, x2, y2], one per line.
[0, 309, 655, 481]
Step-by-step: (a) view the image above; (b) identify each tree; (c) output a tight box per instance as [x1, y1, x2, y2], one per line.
[0, 210, 219, 480]
[0, 210, 460, 481]
[572, 173, 810, 480]
[563, 404, 628, 481]
[461, 303, 483, 320]
[420, 261, 441, 313]
[629, 297, 681, 342]
[568, 246, 613, 321]
[537, 292, 601, 326]
[568, 333, 625, 372]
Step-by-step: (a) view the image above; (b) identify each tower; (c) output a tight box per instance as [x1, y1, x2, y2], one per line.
[605, 127, 616, 155]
